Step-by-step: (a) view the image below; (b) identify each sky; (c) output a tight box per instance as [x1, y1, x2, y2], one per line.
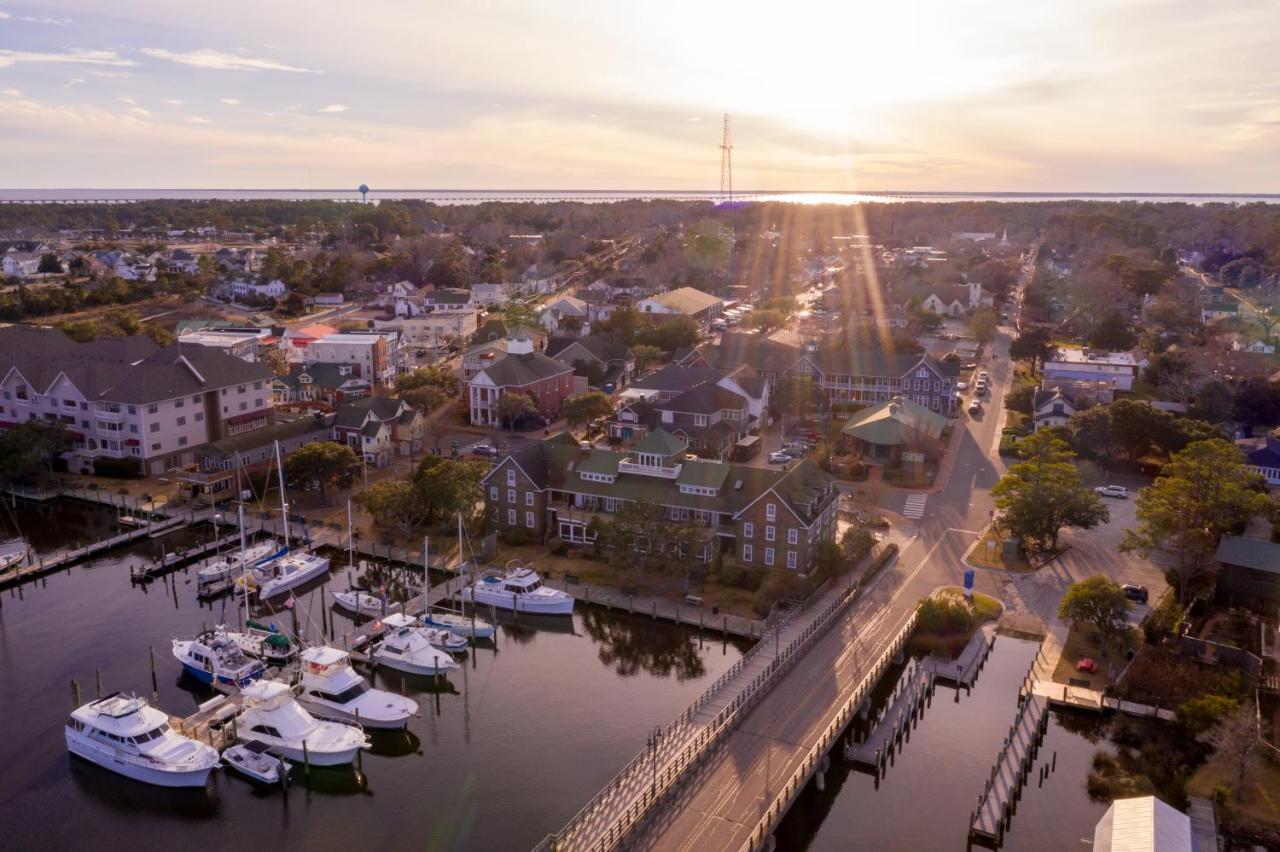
[0, 0, 1278, 192]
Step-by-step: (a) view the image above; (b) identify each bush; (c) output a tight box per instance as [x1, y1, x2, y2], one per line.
[717, 561, 745, 588]
[93, 457, 141, 478]
[740, 564, 766, 591]
[998, 435, 1020, 457]
[753, 568, 810, 616]
[841, 528, 876, 566]
[547, 536, 568, 556]
[916, 597, 975, 636]
[1176, 694, 1238, 735]
[1142, 594, 1182, 644]
[499, 528, 531, 547]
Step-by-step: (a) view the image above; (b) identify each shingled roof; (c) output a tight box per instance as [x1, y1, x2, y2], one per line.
[475, 352, 572, 387]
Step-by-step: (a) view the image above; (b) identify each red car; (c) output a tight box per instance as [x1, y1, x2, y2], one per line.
[1076, 658, 1098, 673]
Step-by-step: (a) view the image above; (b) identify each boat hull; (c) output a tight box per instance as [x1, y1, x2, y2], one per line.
[66, 735, 215, 788]
[370, 653, 457, 678]
[246, 739, 363, 767]
[462, 589, 575, 616]
[258, 557, 331, 599]
[424, 613, 496, 639]
[297, 696, 417, 730]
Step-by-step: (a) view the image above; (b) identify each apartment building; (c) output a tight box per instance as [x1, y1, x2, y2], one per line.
[482, 429, 838, 572]
[305, 332, 396, 388]
[0, 326, 275, 475]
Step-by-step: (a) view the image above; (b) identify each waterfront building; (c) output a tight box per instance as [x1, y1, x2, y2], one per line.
[331, 397, 425, 466]
[465, 333, 574, 427]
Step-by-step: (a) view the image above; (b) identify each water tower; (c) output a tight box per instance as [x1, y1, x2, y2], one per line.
[358, 183, 369, 204]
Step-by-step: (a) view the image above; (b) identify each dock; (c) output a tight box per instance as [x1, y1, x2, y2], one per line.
[130, 530, 247, 581]
[0, 515, 186, 589]
[922, 623, 997, 687]
[968, 693, 1050, 847]
[845, 660, 936, 776]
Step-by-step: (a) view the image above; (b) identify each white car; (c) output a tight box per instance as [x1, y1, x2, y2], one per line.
[978, 370, 990, 381]
[956, 381, 969, 391]
[1095, 485, 1129, 499]
[768, 451, 791, 464]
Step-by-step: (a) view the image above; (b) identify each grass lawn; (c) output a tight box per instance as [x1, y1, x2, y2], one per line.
[1188, 752, 1280, 847]
[967, 527, 1033, 572]
[936, 586, 1003, 623]
[910, 587, 1003, 658]
[1050, 622, 1138, 690]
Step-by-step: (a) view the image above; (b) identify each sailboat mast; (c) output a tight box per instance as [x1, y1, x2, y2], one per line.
[274, 440, 290, 551]
[457, 511, 466, 619]
[237, 502, 249, 626]
[423, 536, 430, 614]
[347, 499, 355, 569]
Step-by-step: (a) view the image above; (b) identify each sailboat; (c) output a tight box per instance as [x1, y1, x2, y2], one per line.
[423, 514, 496, 640]
[331, 500, 394, 617]
[245, 441, 330, 600]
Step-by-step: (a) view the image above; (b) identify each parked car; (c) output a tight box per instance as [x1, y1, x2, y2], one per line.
[768, 451, 791, 464]
[1122, 584, 1149, 604]
[1094, 485, 1129, 499]
[1076, 658, 1098, 673]
[783, 446, 808, 458]
[968, 400, 981, 415]
[975, 382, 988, 396]
[469, 444, 500, 458]
[956, 381, 969, 391]
[978, 370, 990, 381]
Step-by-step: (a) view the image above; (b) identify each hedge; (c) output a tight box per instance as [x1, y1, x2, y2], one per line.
[93, 457, 142, 478]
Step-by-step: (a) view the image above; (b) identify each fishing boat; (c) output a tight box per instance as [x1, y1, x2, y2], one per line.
[370, 613, 459, 677]
[197, 540, 280, 587]
[332, 587, 391, 617]
[420, 624, 469, 654]
[0, 537, 27, 571]
[227, 621, 296, 666]
[461, 563, 575, 616]
[423, 514, 496, 639]
[235, 680, 370, 766]
[254, 550, 331, 600]
[296, 646, 418, 729]
[222, 740, 289, 785]
[65, 693, 220, 787]
[172, 627, 265, 688]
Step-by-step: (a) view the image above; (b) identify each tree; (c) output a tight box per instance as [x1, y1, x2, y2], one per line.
[0, 420, 73, 481]
[631, 344, 664, 373]
[426, 239, 471, 289]
[560, 390, 614, 434]
[410, 455, 488, 526]
[635, 315, 700, 353]
[1108, 398, 1179, 460]
[571, 358, 606, 388]
[494, 392, 538, 430]
[283, 441, 361, 505]
[589, 501, 705, 576]
[1009, 328, 1052, 375]
[1005, 384, 1035, 416]
[1231, 377, 1280, 433]
[397, 366, 459, 414]
[773, 375, 820, 425]
[967, 308, 999, 345]
[1058, 575, 1131, 650]
[1067, 405, 1116, 463]
[1088, 312, 1136, 350]
[1203, 704, 1260, 803]
[1188, 380, 1235, 425]
[1121, 439, 1269, 603]
[354, 479, 418, 537]
[992, 431, 1109, 552]
[500, 300, 539, 332]
[746, 309, 786, 334]
[37, 253, 63, 274]
[1176, 694, 1238, 736]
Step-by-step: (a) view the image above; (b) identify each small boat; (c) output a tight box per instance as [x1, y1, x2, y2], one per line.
[423, 609, 496, 640]
[254, 551, 331, 600]
[227, 621, 296, 667]
[332, 587, 392, 617]
[370, 613, 459, 677]
[65, 693, 220, 788]
[223, 740, 289, 785]
[461, 564, 575, 616]
[0, 537, 28, 571]
[296, 646, 419, 729]
[197, 540, 280, 587]
[420, 623, 469, 655]
[172, 628, 265, 688]
[236, 680, 369, 767]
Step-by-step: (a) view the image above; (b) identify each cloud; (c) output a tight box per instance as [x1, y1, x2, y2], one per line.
[64, 78, 85, 88]
[119, 95, 137, 105]
[220, 98, 241, 106]
[164, 98, 184, 106]
[319, 103, 349, 113]
[140, 48, 318, 73]
[1, 88, 20, 97]
[186, 116, 212, 124]
[0, 49, 135, 69]
[0, 12, 9, 20]
[18, 16, 73, 25]
[127, 106, 150, 117]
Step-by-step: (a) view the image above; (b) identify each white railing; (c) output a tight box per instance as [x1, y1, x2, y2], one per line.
[617, 460, 681, 478]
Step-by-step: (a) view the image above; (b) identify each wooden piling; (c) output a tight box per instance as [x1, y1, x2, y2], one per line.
[71, 679, 81, 709]
[95, 669, 102, 700]
[302, 739, 310, 778]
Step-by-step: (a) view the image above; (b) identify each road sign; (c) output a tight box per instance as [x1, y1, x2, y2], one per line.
[901, 451, 925, 463]
[963, 569, 975, 598]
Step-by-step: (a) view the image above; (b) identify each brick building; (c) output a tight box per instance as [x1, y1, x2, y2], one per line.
[466, 334, 575, 427]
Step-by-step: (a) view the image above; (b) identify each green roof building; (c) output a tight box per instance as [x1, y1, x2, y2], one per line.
[841, 396, 947, 460]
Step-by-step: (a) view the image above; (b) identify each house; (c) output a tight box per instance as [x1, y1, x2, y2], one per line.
[424, 288, 475, 312]
[1231, 337, 1275, 354]
[539, 296, 589, 333]
[1, 252, 41, 276]
[1041, 378, 1115, 406]
[1032, 387, 1076, 430]
[1092, 796, 1192, 852]
[283, 323, 337, 362]
[305, 332, 397, 388]
[621, 362, 768, 419]
[229, 277, 288, 302]
[840, 396, 947, 461]
[0, 326, 274, 476]
[470, 282, 513, 308]
[372, 310, 478, 351]
[163, 249, 200, 275]
[481, 429, 839, 573]
[332, 397, 425, 467]
[1043, 349, 1140, 392]
[649, 383, 752, 459]
[177, 328, 274, 363]
[1243, 428, 1280, 486]
[585, 275, 651, 303]
[461, 338, 511, 381]
[312, 293, 345, 307]
[792, 347, 960, 414]
[545, 335, 635, 388]
[179, 413, 334, 505]
[1215, 535, 1280, 614]
[273, 363, 370, 406]
[636, 287, 724, 331]
[1199, 284, 1238, 323]
[465, 333, 575, 426]
[918, 281, 993, 317]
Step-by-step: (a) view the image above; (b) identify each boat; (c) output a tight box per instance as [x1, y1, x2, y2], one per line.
[370, 613, 459, 677]
[423, 514, 496, 639]
[197, 540, 280, 587]
[172, 627, 266, 688]
[65, 692, 220, 788]
[420, 624, 469, 654]
[235, 680, 370, 766]
[332, 587, 392, 617]
[0, 537, 27, 571]
[296, 646, 419, 729]
[227, 621, 297, 666]
[254, 550, 331, 600]
[222, 740, 289, 785]
[461, 563, 575, 616]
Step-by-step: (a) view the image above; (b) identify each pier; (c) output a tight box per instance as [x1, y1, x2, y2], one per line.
[922, 623, 997, 687]
[845, 660, 935, 776]
[967, 693, 1051, 847]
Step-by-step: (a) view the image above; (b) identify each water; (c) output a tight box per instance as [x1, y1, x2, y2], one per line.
[1, 188, 1277, 205]
[775, 636, 1118, 851]
[0, 499, 749, 851]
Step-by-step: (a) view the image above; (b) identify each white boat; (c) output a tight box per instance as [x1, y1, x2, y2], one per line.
[332, 588, 393, 617]
[461, 564, 575, 616]
[254, 551, 331, 600]
[222, 740, 289, 785]
[420, 624, 469, 654]
[0, 537, 28, 571]
[423, 609, 496, 640]
[370, 613, 460, 677]
[65, 693, 220, 788]
[197, 540, 280, 586]
[227, 621, 297, 667]
[296, 646, 418, 729]
[172, 628, 265, 688]
[236, 680, 369, 767]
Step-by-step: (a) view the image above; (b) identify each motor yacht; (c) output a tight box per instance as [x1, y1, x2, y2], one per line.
[461, 564, 575, 615]
[332, 587, 392, 618]
[235, 680, 369, 766]
[227, 621, 296, 667]
[254, 551, 331, 600]
[296, 646, 418, 729]
[65, 693, 219, 787]
[370, 613, 459, 677]
[172, 628, 265, 688]
[423, 609, 496, 640]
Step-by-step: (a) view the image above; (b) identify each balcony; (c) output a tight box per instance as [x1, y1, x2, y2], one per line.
[617, 459, 681, 478]
[94, 406, 125, 423]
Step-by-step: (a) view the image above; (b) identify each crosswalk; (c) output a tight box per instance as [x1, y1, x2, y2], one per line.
[902, 493, 928, 519]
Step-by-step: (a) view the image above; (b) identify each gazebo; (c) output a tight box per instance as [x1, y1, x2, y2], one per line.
[840, 396, 946, 461]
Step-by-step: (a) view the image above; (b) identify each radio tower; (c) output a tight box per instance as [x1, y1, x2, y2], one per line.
[719, 113, 735, 266]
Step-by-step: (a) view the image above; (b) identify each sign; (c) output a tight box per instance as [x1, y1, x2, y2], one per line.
[963, 569, 975, 598]
[901, 451, 925, 463]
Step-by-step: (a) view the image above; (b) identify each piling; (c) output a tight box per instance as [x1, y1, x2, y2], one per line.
[71, 679, 81, 709]
[302, 739, 310, 778]
[149, 646, 158, 697]
[95, 669, 102, 700]
[355, 708, 363, 772]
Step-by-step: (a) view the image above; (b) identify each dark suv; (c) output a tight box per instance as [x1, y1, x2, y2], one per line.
[1121, 584, 1149, 604]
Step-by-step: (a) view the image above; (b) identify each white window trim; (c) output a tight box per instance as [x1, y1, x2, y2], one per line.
[787, 551, 797, 570]
[507, 509, 517, 526]
[787, 528, 798, 545]
[766, 503, 777, 521]
[525, 511, 535, 529]
[743, 522, 754, 538]
[764, 547, 775, 566]
[742, 544, 753, 563]
[489, 486, 498, 500]
[765, 525, 775, 542]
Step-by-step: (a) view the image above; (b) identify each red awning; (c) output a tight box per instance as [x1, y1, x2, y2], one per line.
[0, 420, 16, 428]
[69, 431, 85, 440]
[125, 438, 140, 446]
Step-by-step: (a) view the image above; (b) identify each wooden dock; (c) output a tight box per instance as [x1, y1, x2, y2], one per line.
[130, 530, 246, 581]
[0, 515, 186, 589]
[845, 660, 935, 776]
[968, 693, 1050, 847]
[923, 623, 997, 687]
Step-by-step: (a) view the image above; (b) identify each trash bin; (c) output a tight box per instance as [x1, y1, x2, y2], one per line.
[711, 605, 720, 615]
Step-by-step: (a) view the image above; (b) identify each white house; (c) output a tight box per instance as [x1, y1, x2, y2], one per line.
[919, 281, 993, 317]
[539, 296, 589, 332]
[1043, 349, 1140, 392]
[230, 278, 288, 301]
[470, 282, 514, 307]
[1032, 387, 1076, 430]
[1, 253, 40, 276]
[423, 288, 474, 311]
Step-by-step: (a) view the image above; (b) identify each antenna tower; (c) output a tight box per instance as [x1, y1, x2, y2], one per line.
[719, 113, 733, 202]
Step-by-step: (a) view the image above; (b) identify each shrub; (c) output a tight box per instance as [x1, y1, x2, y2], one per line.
[1175, 694, 1237, 735]
[740, 564, 766, 591]
[841, 528, 876, 566]
[499, 528, 531, 547]
[718, 561, 745, 588]
[547, 536, 568, 556]
[753, 568, 810, 616]
[916, 597, 975, 636]
[93, 457, 141, 478]
[1141, 594, 1181, 644]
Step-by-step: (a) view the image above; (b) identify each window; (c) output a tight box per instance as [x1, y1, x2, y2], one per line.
[237, 385, 246, 394]
[194, 412, 203, 422]
[151, 442, 161, 451]
[239, 401, 248, 411]
[506, 469, 516, 486]
[254, 381, 263, 390]
[174, 398, 184, 409]
[693, 414, 707, 426]
[178, 436, 188, 447]
[150, 423, 159, 433]
[176, 416, 186, 427]
[766, 503, 776, 521]
[63, 398, 76, 408]
[787, 528, 798, 545]
[255, 398, 264, 408]
[507, 488, 516, 503]
[489, 486, 498, 501]
[507, 509, 516, 526]
[742, 544, 753, 562]
[525, 491, 534, 507]
[743, 522, 754, 538]
[787, 551, 797, 570]
[192, 395, 200, 404]
[525, 511, 535, 529]
[765, 525, 775, 542]
[146, 403, 158, 414]
[764, 547, 775, 566]
[129, 424, 137, 433]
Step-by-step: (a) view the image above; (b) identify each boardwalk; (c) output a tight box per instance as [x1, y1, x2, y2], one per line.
[968, 694, 1050, 846]
[846, 660, 935, 775]
[922, 623, 996, 687]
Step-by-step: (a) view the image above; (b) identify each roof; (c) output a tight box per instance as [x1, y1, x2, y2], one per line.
[634, 428, 687, 457]
[545, 335, 631, 364]
[646, 287, 722, 315]
[841, 396, 947, 446]
[334, 396, 406, 430]
[812, 348, 959, 379]
[662, 383, 748, 415]
[676, 460, 730, 490]
[1092, 796, 1192, 852]
[278, 363, 367, 391]
[631, 364, 727, 394]
[291, 323, 337, 340]
[203, 414, 334, 458]
[1216, 535, 1280, 574]
[1049, 348, 1139, 367]
[429, 288, 472, 305]
[475, 351, 573, 387]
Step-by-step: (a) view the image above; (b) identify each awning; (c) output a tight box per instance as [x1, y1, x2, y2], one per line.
[126, 438, 140, 446]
